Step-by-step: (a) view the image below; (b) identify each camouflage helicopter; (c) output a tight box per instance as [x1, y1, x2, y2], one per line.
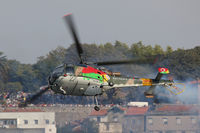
[19, 14, 181, 111]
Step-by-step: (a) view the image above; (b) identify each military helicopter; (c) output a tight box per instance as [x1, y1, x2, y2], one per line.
[19, 14, 181, 111]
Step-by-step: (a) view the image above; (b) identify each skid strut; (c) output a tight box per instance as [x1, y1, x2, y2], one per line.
[94, 96, 100, 111]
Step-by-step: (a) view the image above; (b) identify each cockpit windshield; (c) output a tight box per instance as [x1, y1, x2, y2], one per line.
[65, 65, 74, 74]
[52, 64, 74, 76]
[49, 64, 65, 85]
[53, 64, 64, 75]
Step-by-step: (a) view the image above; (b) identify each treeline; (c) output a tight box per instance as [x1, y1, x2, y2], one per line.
[0, 41, 199, 103]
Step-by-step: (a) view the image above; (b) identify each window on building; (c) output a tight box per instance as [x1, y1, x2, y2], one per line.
[97, 117, 100, 122]
[132, 119, 135, 124]
[45, 119, 49, 124]
[3, 120, 7, 125]
[191, 117, 196, 124]
[113, 116, 118, 122]
[1, 119, 16, 126]
[166, 131, 176, 133]
[34, 120, 38, 125]
[106, 124, 109, 131]
[10, 120, 14, 125]
[24, 120, 28, 125]
[176, 118, 181, 125]
[163, 118, 168, 125]
[148, 118, 153, 125]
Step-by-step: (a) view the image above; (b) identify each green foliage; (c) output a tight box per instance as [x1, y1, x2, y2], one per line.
[130, 41, 165, 57]
[154, 44, 164, 55]
[5, 82, 23, 92]
[114, 40, 129, 55]
[131, 41, 145, 57]
[0, 52, 9, 82]
[166, 45, 173, 54]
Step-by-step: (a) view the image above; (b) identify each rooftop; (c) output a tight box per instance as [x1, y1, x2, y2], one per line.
[89, 109, 108, 116]
[125, 107, 149, 116]
[156, 105, 194, 112]
[90, 106, 149, 116]
[2, 108, 43, 112]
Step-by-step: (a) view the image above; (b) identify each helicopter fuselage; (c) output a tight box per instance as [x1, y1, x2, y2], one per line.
[49, 64, 172, 96]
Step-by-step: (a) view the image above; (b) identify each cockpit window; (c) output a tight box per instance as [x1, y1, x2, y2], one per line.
[77, 64, 87, 67]
[65, 66, 74, 74]
[53, 65, 64, 74]
[50, 65, 64, 84]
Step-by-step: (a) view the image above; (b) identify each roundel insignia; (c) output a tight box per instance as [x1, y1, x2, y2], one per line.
[158, 68, 170, 74]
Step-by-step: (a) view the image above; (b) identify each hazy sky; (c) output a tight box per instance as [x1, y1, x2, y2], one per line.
[0, 0, 200, 64]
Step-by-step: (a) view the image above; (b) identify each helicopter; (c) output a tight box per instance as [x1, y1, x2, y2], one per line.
[19, 14, 182, 111]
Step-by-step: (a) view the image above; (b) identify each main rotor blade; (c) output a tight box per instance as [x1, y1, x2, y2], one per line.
[63, 14, 84, 63]
[19, 86, 49, 107]
[96, 57, 156, 65]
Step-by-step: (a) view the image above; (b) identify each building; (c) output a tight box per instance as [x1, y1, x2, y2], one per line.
[146, 104, 200, 133]
[90, 106, 125, 133]
[0, 108, 56, 133]
[89, 105, 149, 133]
[123, 106, 149, 133]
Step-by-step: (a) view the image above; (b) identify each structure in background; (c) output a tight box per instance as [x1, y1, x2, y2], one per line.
[146, 104, 199, 133]
[0, 109, 56, 133]
[90, 104, 149, 133]
[89, 103, 200, 133]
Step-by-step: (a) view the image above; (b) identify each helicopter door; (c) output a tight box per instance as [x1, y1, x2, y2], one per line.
[65, 66, 78, 94]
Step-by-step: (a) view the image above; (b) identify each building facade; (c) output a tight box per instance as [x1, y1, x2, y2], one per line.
[146, 105, 200, 133]
[0, 109, 56, 133]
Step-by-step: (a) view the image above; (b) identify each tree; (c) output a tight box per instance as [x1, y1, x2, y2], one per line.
[0, 52, 9, 82]
[114, 40, 129, 55]
[153, 44, 164, 55]
[131, 41, 145, 57]
[166, 46, 173, 54]
[5, 82, 23, 92]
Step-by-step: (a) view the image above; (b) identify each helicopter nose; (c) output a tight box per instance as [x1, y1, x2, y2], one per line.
[48, 74, 59, 85]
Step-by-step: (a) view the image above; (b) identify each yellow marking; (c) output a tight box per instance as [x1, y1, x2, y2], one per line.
[102, 74, 110, 82]
[146, 95, 154, 98]
[141, 78, 153, 86]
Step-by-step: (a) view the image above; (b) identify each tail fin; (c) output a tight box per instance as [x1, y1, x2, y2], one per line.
[144, 68, 169, 98]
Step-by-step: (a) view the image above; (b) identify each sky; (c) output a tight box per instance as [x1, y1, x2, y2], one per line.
[0, 0, 200, 64]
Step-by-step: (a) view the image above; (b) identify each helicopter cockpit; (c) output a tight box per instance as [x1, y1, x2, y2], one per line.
[49, 64, 64, 84]
[49, 64, 75, 85]
[64, 64, 75, 74]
